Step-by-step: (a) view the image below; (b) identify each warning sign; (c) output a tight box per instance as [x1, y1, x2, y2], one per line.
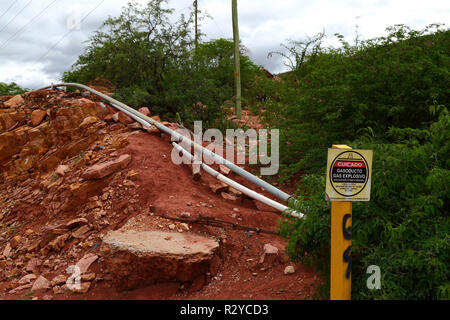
[326, 149, 373, 201]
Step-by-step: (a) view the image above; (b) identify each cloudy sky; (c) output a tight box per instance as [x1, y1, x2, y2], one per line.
[0, 0, 448, 89]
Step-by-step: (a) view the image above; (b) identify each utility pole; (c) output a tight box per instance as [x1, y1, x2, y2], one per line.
[194, 0, 198, 50]
[232, 0, 242, 120]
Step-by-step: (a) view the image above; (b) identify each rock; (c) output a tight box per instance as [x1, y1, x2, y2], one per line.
[221, 192, 237, 201]
[118, 112, 134, 125]
[151, 115, 161, 123]
[259, 244, 280, 266]
[27, 240, 41, 253]
[51, 274, 68, 287]
[72, 225, 91, 239]
[10, 235, 21, 249]
[180, 223, 190, 231]
[18, 274, 37, 284]
[8, 283, 32, 295]
[55, 164, 69, 176]
[127, 122, 143, 130]
[80, 116, 99, 128]
[75, 253, 98, 274]
[25, 258, 41, 273]
[4, 95, 24, 108]
[102, 230, 220, 291]
[72, 282, 91, 294]
[180, 212, 191, 218]
[146, 125, 159, 135]
[112, 113, 119, 122]
[138, 107, 151, 117]
[228, 187, 243, 197]
[66, 218, 89, 229]
[284, 266, 295, 275]
[31, 276, 50, 291]
[104, 114, 114, 122]
[219, 165, 231, 175]
[42, 295, 53, 300]
[81, 273, 96, 281]
[168, 224, 176, 230]
[209, 182, 228, 194]
[2, 243, 12, 257]
[82, 154, 132, 180]
[53, 285, 64, 294]
[48, 233, 70, 251]
[31, 110, 47, 126]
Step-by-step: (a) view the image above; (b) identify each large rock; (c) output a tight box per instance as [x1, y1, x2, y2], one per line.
[31, 110, 47, 126]
[4, 95, 24, 108]
[82, 154, 132, 180]
[102, 230, 220, 291]
[258, 243, 280, 266]
[75, 253, 98, 274]
[138, 107, 151, 117]
[118, 112, 134, 125]
[31, 276, 50, 291]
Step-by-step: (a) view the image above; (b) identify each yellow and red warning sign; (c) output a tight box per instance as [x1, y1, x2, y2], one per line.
[326, 148, 373, 202]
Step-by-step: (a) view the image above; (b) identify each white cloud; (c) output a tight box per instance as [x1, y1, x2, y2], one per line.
[0, 0, 448, 89]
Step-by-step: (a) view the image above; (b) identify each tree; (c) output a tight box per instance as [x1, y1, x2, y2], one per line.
[0, 82, 27, 96]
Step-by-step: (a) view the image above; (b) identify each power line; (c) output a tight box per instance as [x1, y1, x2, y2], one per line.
[0, 0, 19, 21]
[31, 0, 105, 69]
[0, 0, 59, 50]
[0, 0, 33, 35]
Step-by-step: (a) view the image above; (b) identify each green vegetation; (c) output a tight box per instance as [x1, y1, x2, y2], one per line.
[263, 24, 449, 299]
[0, 82, 27, 96]
[62, 0, 262, 129]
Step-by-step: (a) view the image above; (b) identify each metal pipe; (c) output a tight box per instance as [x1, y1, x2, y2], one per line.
[173, 142, 303, 218]
[37, 83, 292, 202]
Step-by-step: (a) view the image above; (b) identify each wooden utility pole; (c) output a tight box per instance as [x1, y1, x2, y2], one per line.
[194, 0, 198, 50]
[232, 0, 242, 119]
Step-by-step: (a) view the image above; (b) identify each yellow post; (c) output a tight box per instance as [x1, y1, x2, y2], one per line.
[330, 144, 352, 300]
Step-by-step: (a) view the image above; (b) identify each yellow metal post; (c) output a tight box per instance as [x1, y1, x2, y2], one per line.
[330, 144, 352, 300]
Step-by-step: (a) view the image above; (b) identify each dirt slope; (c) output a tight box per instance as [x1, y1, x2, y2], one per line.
[0, 89, 319, 300]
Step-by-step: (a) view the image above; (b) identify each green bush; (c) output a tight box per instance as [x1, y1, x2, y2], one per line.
[261, 24, 449, 175]
[0, 82, 27, 96]
[280, 111, 449, 300]
[268, 25, 450, 300]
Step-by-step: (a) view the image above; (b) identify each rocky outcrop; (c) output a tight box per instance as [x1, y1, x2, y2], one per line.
[101, 230, 220, 291]
[82, 154, 132, 180]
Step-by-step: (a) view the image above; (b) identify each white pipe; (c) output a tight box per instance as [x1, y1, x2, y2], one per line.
[173, 142, 303, 219]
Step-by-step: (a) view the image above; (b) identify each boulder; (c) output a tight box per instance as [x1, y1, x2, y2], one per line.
[209, 182, 228, 194]
[82, 154, 132, 180]
[118, 111, 134, 125]
[102, 230, 220, 291]
[284, 265, 295, 275]
[259, 243, 280, 266]
[138, 107, 151, 117]
[31, 276, 50, 291]
[4, 95, 24, 108]
[31, 110, 47, 126]
[221, 192, 237, 201]
[55, 164, 69, 176]
[75, 253, 98, 274]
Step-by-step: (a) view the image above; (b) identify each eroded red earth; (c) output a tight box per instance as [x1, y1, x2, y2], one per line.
[0, 89, 319, 300]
